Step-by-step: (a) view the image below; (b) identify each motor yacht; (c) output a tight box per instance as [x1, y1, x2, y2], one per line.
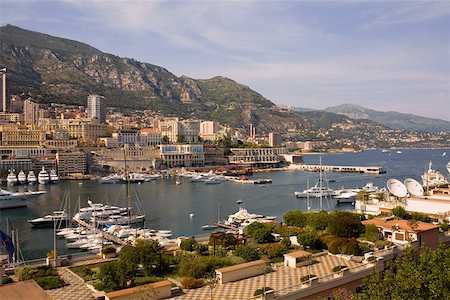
[17, 170, 27, 184]
[294, 183, 338, 198]
[27, 171, 37, 184]
[28, 211, 69, 227]
[6, 170, 17, 185]
[421, 161, 448, 187]
[49, 169, 59, 183]
[0, 189, 46, 209]
[38, 167, 50, 185]
[99, 174, 123, 184]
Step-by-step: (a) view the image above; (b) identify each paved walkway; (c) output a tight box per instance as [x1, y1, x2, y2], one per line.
[46, 268, 95, 300]
[174, 255, 361, 300]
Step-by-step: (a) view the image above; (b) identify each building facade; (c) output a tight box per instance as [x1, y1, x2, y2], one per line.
[159, 144, 204, 167]
[228, 147, 287, 167]
[56, 151, 87, 177]
[87, 94, 106, 123]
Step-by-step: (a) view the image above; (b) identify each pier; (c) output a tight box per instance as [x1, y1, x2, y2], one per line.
[72, 218, 127, 246]
[288, 164, 385, 174]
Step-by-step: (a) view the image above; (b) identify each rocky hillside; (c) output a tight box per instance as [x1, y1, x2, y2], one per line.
[325, 104, 450, 133]
[0, 24, 306, 131]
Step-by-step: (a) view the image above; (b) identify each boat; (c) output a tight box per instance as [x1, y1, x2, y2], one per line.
[28, 210, 69, 227]
[73, 200, 128, 221]
[0, 189, 46, 209]
[49, 169, 59, 183]
[99, 174, 123, 184]
[204, 175, 225, 185]
[176, 180, 181, 185]
[17, 170, 27, 184]
[38, 167, 50, 185]
[294, 184, 337, 198]
[124, 173, 146, 183]
[202, 224, 218, 230]
[381, 149, 389, 153]
[6, 170, 17, 185]
[236, 199, 243, 204]
[421, 161, 448, 187]
[447, 161, 450, 174]
[27, 171, 37, 184]
[396, 150, 402, 154]
[335, 190, 358, 203]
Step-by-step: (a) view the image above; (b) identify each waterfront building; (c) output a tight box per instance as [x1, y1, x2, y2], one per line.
[56, 151, 87, 177]
[228, 147, 287, 167]
[93, 146, 161, 172]
[0, 158, 32, 172]
[87, 94, 106, 123]
[159, 144, 204, 167]
[204, 144, 226, 165]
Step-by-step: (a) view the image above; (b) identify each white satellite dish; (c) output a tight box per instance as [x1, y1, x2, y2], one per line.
[404, 178, 424, 196]
[386, 179, 408, 198]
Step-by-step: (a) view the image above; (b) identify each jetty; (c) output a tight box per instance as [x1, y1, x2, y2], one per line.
[72, 218, 127, 246]
[289, 164, 385, 174]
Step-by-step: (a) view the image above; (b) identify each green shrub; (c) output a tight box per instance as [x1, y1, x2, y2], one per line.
[306, 211, 330, 231]
[133, 276, 162, 286]
[259, 243, 287, 259]
[281, 236, 291, 248]
[180, 237, 198, 252]
[233, 245, 260, 262]
[392, 206, 409, 219]
[252, 227, 274, 244]
[34, 276, 65, 290]
[16, 266, 57, 281]
[274, 226, 303, 238]
[375, 240, 393, 249]
[254, 287, 273, 296]
[283, 210, 307, 227]
[410, 212, 431, 223]
[297, 231, 325, 250]
[362, 224, 381, 242]
[2, 276, 13, 284]
[332, 265, 347, 272]
[328, 212, 364, 238]
[181, 277, 204, 289]
[328, 237, 360, 255]
[102, 245, 116, 255]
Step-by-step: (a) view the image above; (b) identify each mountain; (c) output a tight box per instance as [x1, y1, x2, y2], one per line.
[324, 104, 450, 132]
[0, 24, 305, 132]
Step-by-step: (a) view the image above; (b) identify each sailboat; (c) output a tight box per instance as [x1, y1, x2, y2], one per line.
[294, 157, 337, 199]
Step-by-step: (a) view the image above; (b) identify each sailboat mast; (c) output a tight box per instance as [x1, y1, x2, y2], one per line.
[319, 157, 323, 211]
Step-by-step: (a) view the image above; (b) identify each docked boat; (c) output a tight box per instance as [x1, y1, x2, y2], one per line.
[334, 190, 358, 203]
[38, 167, 50, 185]
[204, 175, 225, 185]
[49, 169, 59, 183]
[294, 183, 338, 198]
[28, 210, 69, 227]
[6, 170, 17, 185]
[27, 171, 37, 184]
[124, 173, 146, 183]
[447, 161, 450, 174]
[421, 161, 448, 187]
[202, 224, 218, 230]
[99, 174, 123, 184]
[73, 200, 128, 221]
[0, 189, 46, 209]
[17, 170, 27, 184]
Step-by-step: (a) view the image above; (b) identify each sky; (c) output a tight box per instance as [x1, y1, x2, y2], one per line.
[1, 0, 450, 121]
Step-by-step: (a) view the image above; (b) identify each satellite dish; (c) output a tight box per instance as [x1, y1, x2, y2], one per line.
[386, 179, 407, 198]
[404, 178, 424, 196]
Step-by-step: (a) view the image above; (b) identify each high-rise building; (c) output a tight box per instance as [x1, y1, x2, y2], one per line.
[87, 94, 106, 123]
[24, 99, 45, 125]
[248, 124, 256, 138]
[269, 132, 282, 147]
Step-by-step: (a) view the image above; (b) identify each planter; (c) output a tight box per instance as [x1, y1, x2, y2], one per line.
[102, 253, 116, 259]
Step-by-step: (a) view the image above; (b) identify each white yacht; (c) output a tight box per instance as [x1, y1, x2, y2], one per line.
[99, 174, 123, 184]
[294, 183, 337, 198]
[27, 171, 37, 184]
[335, 189, 358, 203]
[125, 173, 146, 183]
[38, 167, 50, 185]
[28, 210, 69, 226]
[49, 169, 59, 183]
[447, 161, 450, 174]
[17, 170, 27, 184]
[73, 200, 128, 221]
[421, 161, 448, 187]
[6, 170, 17, 185]
[0, 189, 46, 209]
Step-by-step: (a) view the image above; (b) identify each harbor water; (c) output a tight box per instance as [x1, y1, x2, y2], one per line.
[1, 148, 449, 260]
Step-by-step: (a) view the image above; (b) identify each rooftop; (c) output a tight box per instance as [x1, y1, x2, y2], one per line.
[0, 280, 51, 300]
[284, 250, 312, 259]
[363, 218, 439, 232]
[216, 259, 265, 273]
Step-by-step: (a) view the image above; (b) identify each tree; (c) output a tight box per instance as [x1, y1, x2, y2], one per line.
[233, 245, 260, 262]
[162, 135, 170, 144]
[180, 237, 198, 252]
[297, 231, 324, 250]
[283, 210, 307, 227]
[355, 245, 450, 300]
[328, 212, 363, 238]
[392, 206, 409, 219]
[252, 227, 274, 244]
[281, 236, 291, 248]
[97, 260, 135, 291]
[362, 224, 381, 242]
[135, 239, 163, 276]
[306, 211, 331, 231]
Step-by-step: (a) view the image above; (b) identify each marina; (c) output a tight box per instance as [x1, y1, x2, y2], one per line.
[0, 148, 449, 260]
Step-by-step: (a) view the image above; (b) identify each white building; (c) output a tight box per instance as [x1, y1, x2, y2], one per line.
[228, 147, 287, 167]
[200, 121, 220, 141]
[159, 144, 204, 167]
[87, 94, 106, 123]
[159, 118, 200, 143]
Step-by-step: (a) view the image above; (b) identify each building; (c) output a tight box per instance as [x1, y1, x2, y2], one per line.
[362, 218, 440, 250]
[115, 129, 140, 146]
[24, 99, 45, 125]
[0, 112, 21, 124]
[203, 145, 226, 165]
[56, 151, 87, 177]
[87, 94, 106, 123]
[228, 147, 287, 167]
[200, 121, 220, 141]
[159, 118, 200, 143]
[159, 144, 204, 167]
[247, 124, 256, 139]
[140, 128, 161, 146]
[0, 129, 46, 147]
[269, 132, 282, 147]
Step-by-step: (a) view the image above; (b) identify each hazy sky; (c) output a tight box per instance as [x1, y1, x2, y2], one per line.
[1, 0, 449, 120]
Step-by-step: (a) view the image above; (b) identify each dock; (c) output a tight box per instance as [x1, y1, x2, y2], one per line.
[72, 218, 128, 246]
[288, 164, 385, 174]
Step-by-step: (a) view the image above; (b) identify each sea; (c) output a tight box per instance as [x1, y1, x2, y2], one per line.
[1, 148, 449, 260]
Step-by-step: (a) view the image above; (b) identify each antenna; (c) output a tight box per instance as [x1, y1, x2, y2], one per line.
[386, 179, 407, 198]
[404, 178, 424, 196]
